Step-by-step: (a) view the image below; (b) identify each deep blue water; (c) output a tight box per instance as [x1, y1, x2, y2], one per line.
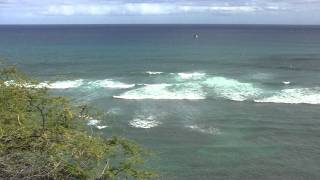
[1, 25, 320, 179]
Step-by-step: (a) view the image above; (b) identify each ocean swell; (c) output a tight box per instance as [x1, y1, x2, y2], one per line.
[254, 88, 320, 104]
[8, 71, 319, 105]
[202, 77, 263, 101]
[114, 73, 263, 101]
[113, 83, 205, 100]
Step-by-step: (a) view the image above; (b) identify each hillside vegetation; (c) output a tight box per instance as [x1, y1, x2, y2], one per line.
[0, 64, 155, 179]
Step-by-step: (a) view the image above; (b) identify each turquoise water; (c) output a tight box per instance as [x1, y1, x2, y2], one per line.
[1, 25, 320, 179]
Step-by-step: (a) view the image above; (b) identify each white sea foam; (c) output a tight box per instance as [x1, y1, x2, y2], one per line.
[129, 115, 161, 129]
[114, 75, 263, 101]
[114, 83, 205, 100]
[146, 71, 163, 75]
[186, 125, 221, 135]
[4, 79, 83, 89]
[4, 80, 47, 88]
[282, 81, 291, 85]
[48, 79, 84, 89]
[87, 119, 100, 126]
[177, 72, 206, 80]
[255, 88, 320, 104]
[4, 80, 18, 86]
[90, 79, 135, 89]
[87, 119, 109, 129]
[203, 77, 262, 101]
[96, 125, 108, 129]
[4, 80, 25, 87]
[34, 82, 50, 88]
[6, 81, 45, 89]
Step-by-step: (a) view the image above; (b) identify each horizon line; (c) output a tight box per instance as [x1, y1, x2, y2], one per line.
[1, 23, 320, 26]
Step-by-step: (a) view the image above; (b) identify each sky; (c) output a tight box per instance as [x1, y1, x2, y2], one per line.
[0, 0, 320, 24]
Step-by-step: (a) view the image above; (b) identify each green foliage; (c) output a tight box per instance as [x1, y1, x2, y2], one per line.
[0, 65, 155, 179]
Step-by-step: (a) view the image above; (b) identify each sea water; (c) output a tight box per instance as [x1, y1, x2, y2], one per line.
[1, 25, 320, 179]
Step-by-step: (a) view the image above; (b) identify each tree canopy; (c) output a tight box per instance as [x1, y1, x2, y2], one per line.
[0, 64, 155, 179]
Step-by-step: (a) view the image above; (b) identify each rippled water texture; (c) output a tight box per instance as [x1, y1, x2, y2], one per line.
[1, 25, 320, 179]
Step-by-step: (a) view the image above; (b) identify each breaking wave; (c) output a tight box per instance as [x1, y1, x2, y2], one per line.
[89, 79, 135, 89]
[4, 79, 84, 89]
[7, 71, 320, 105]
[254, 88, 320, 104]
[202, 77, 263, 101]
[176, 72, 206, 80]
[5, 79, 134, 90]
[48, 79, 84, 89]
[113, 83, 205, 100]
[114, 72, 263, 101]
[146, 71, 163, 75]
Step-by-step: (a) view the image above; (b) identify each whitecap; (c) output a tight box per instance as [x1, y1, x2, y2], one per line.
[4, 80, 17, 86]
[4, 80, 83, 89]
[146, 71, 163, 75]
[282, 81, 291, 85]
[89, 79, 135, 89]
[4, 80, 47, 88]
[203, 77, 262, 101]
[129, 115, 161, 129]
[186, 125, 221, 135]
[177, 72, 206, 80]
[34, 82, 50, 88]
[87, 119, 109, 129]
[254, 88, 320, 104]
[96, 126, 108, 129]
[4, 80, 42, 88]
[113, 83, 205, 100]
[113, 76, 262, 101]
[48, 79, 84, 89]
[4, 80, 29, 87]
[87, 119, 100, 126]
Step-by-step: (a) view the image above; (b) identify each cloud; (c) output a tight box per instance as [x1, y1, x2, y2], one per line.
[42, 3, 258, 16]
[1, 0, 320, 24]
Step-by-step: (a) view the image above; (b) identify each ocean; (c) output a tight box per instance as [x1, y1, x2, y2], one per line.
[1, 24, 320, 179]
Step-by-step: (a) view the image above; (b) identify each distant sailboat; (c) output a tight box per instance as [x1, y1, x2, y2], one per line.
[193, 33, 199, 39]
